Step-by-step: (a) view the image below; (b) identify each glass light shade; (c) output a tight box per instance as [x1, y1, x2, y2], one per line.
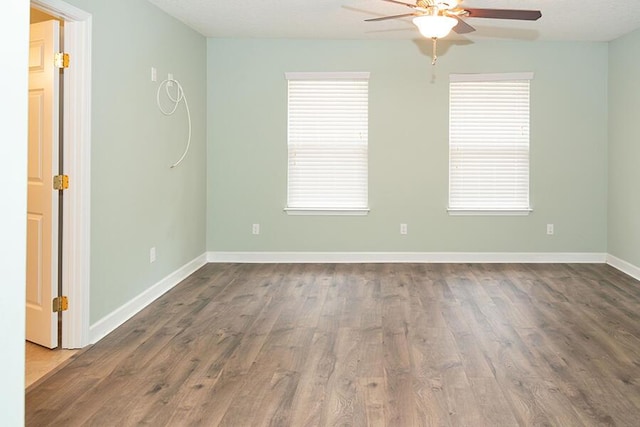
[412, 15, 457, 39]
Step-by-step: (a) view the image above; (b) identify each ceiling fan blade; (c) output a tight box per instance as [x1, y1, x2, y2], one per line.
[464, 8, 542, 21]
[365, 12, 418, 22]
[452, 16, 475, 34]
[382, 0, 421, 10]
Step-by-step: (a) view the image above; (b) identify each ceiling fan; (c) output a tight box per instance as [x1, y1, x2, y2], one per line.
[366, 0, 542, 63]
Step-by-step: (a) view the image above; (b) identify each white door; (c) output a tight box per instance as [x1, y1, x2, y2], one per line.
[26, 20, 60, 349]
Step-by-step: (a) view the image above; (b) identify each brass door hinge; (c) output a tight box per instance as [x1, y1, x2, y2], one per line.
[53, 174, 69, 191]
[54, 52, 70, 69]
[53, 296, 69, 312]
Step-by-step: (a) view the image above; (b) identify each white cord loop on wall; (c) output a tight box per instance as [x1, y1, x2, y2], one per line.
[156, 78, 191, 168]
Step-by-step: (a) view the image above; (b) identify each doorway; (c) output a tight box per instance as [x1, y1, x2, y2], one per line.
[26, 0, 91, 364]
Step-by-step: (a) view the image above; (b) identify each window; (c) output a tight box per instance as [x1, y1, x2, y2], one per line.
[285, 72, 369, 215]
[448, 72, 533, 215]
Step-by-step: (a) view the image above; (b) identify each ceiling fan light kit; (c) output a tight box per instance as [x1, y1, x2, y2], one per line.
[412, 15, 457, 39]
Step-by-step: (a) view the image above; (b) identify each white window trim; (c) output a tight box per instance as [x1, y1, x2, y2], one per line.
[450, 72, 534, 82]
[447, 208, 533, 216]
[285, 71, 370, 80]
[448, 72, 533, 216]
[284, 207, 370, 216]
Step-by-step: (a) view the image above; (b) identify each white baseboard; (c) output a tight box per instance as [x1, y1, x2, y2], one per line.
[89, 253, 207, 344]
[207, 251, 607, 264]
[607, 254, 640, 281]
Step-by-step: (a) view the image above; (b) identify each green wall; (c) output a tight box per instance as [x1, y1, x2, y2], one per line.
[67, 0, 207, 323]
[207, 39, 608, 253]
[609, 28, 640, 267]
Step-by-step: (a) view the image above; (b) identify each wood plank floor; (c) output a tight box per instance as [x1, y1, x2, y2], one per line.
[26, 263, 640, 426]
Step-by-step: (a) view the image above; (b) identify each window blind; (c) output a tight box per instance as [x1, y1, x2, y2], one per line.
[286, 73, 369, 211]
[449, 73, 532, 212]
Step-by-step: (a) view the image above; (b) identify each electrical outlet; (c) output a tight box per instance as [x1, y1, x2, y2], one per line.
[167, 73, 174, 87]
[547, 224, 554, 235]
[400, 223, 408, 235]
[150, 247, 156, 263]
[252, 224, 260, 235]
[151, 67, 157, 82]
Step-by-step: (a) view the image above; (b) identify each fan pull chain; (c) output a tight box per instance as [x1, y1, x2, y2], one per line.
[432, 37, 438, 65]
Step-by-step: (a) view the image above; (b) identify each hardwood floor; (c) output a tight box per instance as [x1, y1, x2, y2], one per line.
[26, 263, 640, 426]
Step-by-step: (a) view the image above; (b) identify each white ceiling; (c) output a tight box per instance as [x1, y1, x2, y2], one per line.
[147, 0, 640, 42]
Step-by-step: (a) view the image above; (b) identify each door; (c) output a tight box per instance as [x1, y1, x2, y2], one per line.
[26, 19, 60, 349]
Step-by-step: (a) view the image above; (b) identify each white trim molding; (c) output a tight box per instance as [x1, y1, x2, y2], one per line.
[89, 253, 207, 344]
[607, 254, 640, 281]
[285, 71, 370, 80]
[61, 15, 92, 350]
[284, 208, 370, 216]
[450, 72, 534, 82]
[207, 251, 607, 264]
[31, 0, 89, 19]
[447, 209, 532, 216]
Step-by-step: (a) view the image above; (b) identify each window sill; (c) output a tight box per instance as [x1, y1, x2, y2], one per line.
[284, 208, 370, 216]
[447, 208, 533, 216]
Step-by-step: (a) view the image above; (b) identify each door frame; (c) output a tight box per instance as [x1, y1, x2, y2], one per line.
[31, 0, 91, 348]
